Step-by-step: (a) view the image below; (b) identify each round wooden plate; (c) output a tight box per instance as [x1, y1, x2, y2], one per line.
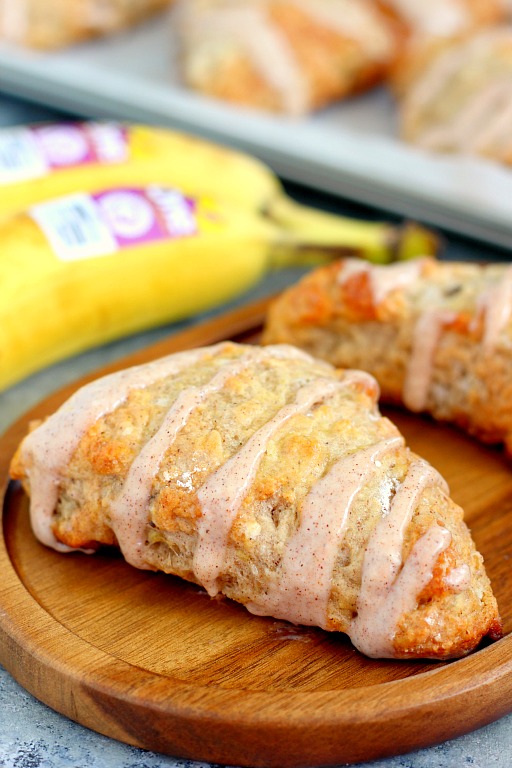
[1, 298, 511, 768]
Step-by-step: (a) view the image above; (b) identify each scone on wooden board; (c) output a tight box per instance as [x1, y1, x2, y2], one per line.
[172, 0, 401, 115]
[263, 257, 512, 454]
[398, 27, 512, 165]
[10, 341, 501, 660]
[0, 0, 174, 49]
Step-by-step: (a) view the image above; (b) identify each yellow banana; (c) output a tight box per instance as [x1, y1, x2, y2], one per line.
[0, 122, 279, 217]
[0, 121, 438, 262]
[1, 182, 436, 392]
[0, 190, 272, 392]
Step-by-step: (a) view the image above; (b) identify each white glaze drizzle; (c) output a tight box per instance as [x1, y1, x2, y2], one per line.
[21, 343, 233, 550]
[193, 370, 375, 596]
[386, 0, 469, 36]
[183, 0, 394, 114]
[444, 563, 471, 591]
[85, 0, 120, 30]
[235, 5, 307, 114]
[247, 435, 405, 628]
[109, 346, 302, 569]
[0, 0, 28, 41]
[338, 258, 428, 307]
[407, 43, 475, 120]
[24, 343, 317, 552]
[472, 96, 512, 156]
[403, 309, 457, 412]
[21, 337, 460, 655]
[405, 28, 512, 142]
[350, 460, 450, 657]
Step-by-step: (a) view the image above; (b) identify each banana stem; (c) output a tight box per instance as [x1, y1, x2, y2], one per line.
[266, 196, 441, 267]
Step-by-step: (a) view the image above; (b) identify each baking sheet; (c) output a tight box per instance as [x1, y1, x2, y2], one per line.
[1, 13, 511, 248]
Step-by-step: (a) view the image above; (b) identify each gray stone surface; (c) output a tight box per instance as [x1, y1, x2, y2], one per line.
[1, 92, 511, 767]
[1, 665, 511, 768]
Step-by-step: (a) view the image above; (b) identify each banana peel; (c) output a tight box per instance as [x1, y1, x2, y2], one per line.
[0, 122, 280, 218]
[0, 122, 440, 392]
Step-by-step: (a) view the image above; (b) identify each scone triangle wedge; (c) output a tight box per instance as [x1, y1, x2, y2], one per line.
[10, 342, 501, 660]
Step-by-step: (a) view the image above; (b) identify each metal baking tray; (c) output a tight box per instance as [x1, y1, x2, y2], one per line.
[1, 14, 511, 248]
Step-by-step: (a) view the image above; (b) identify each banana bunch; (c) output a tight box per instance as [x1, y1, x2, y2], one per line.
[0, 122, 280, 218]
[0, 121, 437, 260]
[0, 121, 439, 392]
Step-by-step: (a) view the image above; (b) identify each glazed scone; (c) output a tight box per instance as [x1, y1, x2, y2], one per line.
[173, 0, 400, 115]
[264, 257, 512, 453]
[10, 341, 501, 659]
[398, 27, 512, 164]
[380, 0, 504, 41]
[0, 0, 174, 49]
[386, 1, 506, 97]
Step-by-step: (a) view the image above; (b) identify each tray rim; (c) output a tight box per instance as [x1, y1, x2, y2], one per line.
[1, 28, 512, 250]
[1, 297, 512, 767]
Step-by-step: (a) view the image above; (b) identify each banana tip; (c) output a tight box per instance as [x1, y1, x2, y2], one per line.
[395, 222, 443, 262]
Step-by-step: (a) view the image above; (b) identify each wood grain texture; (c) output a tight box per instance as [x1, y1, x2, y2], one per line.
[1, 295, 511, 768]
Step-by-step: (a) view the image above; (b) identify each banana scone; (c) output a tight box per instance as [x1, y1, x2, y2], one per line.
[10, 341, 501, 659]
[172, 0, 400, 115]
[383, 0, 506, 96]
[398, 27, 512, 164]
[263, 257, 512, 453]
[0, 0, 174, 49]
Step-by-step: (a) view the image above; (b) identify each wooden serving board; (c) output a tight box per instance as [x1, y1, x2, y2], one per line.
[1, 296, 511, 768]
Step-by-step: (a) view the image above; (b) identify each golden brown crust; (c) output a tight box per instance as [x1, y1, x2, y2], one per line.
[11, 342, 501, 659]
